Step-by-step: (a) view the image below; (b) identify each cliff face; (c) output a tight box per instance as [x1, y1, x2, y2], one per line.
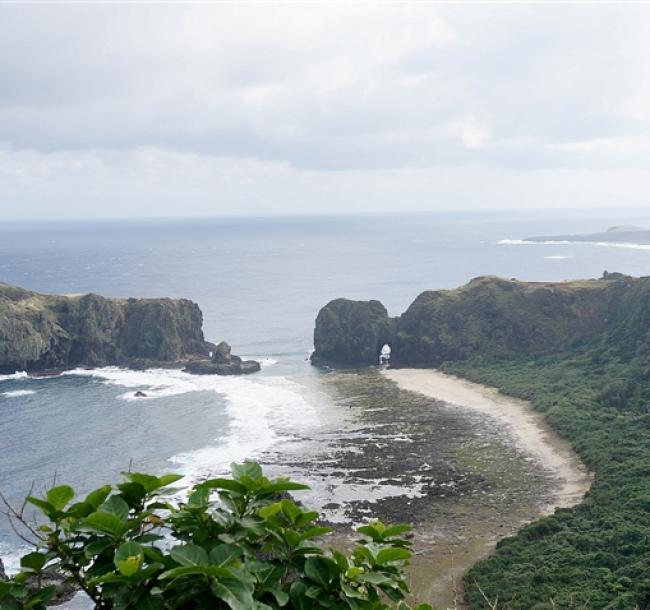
[312, 275, 649, 367]
[0, 283, 212, 373]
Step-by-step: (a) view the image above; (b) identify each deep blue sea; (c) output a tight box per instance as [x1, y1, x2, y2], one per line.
[2, 210, 650, 580]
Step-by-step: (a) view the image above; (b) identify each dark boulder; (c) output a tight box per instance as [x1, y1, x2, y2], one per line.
[185, 342, 261, 376]
[134, 390, 148, 398]
[212, 341, 232, 364]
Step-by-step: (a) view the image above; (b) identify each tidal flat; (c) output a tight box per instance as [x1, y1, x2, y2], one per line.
[267, 369, 590, 609]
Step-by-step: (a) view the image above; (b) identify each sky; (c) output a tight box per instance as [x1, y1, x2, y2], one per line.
[1, 2, 650, 220]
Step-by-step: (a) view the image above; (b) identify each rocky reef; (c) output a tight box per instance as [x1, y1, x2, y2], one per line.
[0, 282, 259, 375]
[312, 273, 650, 368]
[184, 341, 261, 375]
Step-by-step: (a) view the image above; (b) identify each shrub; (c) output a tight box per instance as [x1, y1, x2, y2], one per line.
[0, 462, 432, 610]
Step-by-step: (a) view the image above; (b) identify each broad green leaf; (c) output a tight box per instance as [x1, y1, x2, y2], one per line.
[375, 547, 411, 565]
[66, 501, 94, 518]
[265, 480, 310, 493]
[289, 582, 312, 610]
[211, 576, 255, 610]
[114, 541, 144, 577]
[231, 461, 263, 482]
[158, 473, 184, 487]
[356, 525, 382, 542]
[170, 543, 209, 567]
[25, 496, 55, 518]
[295, 511, 320, 527]
[280, 499, 302, 524]
[299, 526, 331, 541]
[304, 556, 334, 586]
[160, 565, 227, 579]
[20, 552, 47, 572]
[382, 524, 412, 538]
[126, 473, 161, 492]
[258, 502, 282, 520]
[100, 495, 129, 522]
[332, 550, 349, 572]
[46, 485, 74, 511]
[84, 485, 112, 509]
[210, 543, 241, 566]
[117, 555, 141, 577]
[200, 478, 247, 494]
[265, 586, 289, 607]
[83, 511, 127, 537]
[117, 482, 147, 506]
[187, 487, 209, 508]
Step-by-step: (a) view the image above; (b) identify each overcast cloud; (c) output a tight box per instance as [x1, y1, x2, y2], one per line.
[1, 3, 650, 220]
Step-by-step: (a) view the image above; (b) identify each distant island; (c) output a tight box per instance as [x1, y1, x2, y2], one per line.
[0, 282, 259, 376]
[524, 225, 650, 245]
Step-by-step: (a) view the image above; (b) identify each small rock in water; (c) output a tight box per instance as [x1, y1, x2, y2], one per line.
[134, 391, 147, 398]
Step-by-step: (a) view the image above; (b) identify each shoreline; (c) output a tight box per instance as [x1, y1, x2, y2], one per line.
[383, 368, 592, 514]
[382, 367, 593, 607]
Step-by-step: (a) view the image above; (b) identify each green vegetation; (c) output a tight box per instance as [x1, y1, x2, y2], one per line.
[443, 350, 650, 609]
[0, 462, 432, 610]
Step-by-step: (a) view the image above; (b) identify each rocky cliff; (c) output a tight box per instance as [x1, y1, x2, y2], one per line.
[311, 298, 394, 366]
[0, 282, 214, 373]
[312, 274, 649, 367]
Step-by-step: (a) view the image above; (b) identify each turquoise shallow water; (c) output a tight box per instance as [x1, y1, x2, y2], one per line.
[1, 210, 650, 571]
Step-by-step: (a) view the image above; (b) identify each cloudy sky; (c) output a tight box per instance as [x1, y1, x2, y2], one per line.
[1, 2, 650, 220]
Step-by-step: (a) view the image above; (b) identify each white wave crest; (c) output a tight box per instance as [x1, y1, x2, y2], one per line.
[2, 390, 36, 398]
[0, 371, 28, 382]
[544, 255, 573, 260]
[61, 367, 322, 484]
[498, 238, 650, 250]
[0, 541, 30, 576]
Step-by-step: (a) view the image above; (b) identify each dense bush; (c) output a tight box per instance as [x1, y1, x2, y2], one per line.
[445, 352, 650, 609]
[0, 462, 432, 610]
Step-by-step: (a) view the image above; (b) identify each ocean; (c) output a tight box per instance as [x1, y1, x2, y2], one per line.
[1, 210, 650, 592]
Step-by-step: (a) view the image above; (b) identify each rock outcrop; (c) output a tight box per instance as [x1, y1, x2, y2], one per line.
[0, 282, 214, 373]
[312, 274, 650, 368]
[184, 341, 260, 375]
[311, 298, 394, 366]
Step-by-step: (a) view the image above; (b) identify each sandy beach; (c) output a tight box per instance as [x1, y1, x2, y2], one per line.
[383, 368, 592, 513]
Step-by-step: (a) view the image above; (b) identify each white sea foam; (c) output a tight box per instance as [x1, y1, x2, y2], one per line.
[0, 371, 28, 382]
[498, 238, 650, 251]
[253, 357, 278, 368]
[54, 367, 429, 525]
[61, 367, 320, 484]
[544, 255, 573, 260]
[1, 390, 36, 398]
[0, 541, 29, 576]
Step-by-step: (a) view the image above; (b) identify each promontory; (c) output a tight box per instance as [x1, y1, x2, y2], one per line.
[0, 282, 259, 375]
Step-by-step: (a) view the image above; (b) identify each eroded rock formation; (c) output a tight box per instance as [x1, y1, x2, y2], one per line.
[311, 274, 649, 368]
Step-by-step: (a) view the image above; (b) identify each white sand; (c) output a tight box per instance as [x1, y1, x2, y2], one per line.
[383, 368, 592, 512]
